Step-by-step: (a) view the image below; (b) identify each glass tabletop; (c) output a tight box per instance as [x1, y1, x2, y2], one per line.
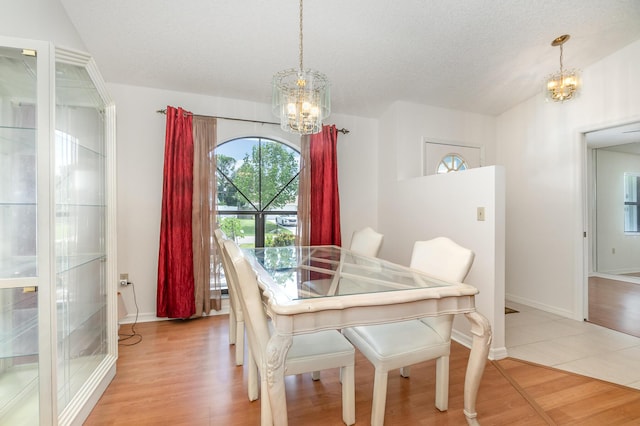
[242, 245, 453, 300]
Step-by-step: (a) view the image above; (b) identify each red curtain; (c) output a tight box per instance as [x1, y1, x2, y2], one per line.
[157, 106, 196, 318]
[309, 125, 341, 246]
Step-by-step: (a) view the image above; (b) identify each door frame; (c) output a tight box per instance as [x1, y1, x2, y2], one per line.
[581, 117, 640, 321]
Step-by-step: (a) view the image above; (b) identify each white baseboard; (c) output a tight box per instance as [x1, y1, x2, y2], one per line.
[505, 293, 576, 320]
[452, 329, 472, 349]
[119, 298, 230, 324]
[451, 329, 507, 361]
[591, 272, 640, 285]
[490, 346, 509, 360]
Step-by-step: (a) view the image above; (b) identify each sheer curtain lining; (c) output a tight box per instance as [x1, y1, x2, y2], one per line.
[296, 135, 311, 246]
[192, 116, 219, 315]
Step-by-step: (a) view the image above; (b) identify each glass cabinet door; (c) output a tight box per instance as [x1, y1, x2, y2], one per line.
[54, 57, 109, 414]
[0, 45, 41, 425]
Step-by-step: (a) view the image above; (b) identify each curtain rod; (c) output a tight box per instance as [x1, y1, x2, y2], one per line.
[156, 109, 350, 135]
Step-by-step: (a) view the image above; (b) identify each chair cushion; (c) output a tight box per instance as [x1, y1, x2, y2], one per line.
[343, 320, 450, 371]
[289, 330, 355, 359]
[285, 330, 355, 375]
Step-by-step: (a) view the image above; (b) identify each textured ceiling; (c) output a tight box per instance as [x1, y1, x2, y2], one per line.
[60, 0, 640, 118]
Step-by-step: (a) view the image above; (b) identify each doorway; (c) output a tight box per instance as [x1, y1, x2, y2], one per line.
[584, 120, 640, 333]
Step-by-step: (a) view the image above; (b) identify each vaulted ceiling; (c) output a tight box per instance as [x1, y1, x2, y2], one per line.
[60, 0, 640, 118]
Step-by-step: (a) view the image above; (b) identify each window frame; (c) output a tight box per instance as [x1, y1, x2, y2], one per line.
[624, 172, 640, 234]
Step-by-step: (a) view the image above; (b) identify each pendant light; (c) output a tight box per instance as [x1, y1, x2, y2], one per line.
[272, 0, 330, 134]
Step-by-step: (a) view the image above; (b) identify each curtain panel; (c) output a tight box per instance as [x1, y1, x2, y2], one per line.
[192, 116, 219, 315]
[157, 106, 195, 318]
[308, 125, 342, 246]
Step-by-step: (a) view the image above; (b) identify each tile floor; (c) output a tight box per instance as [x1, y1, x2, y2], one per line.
[505, 301, 640, 390]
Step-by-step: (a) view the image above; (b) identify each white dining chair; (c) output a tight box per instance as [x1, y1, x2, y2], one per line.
[349, 226, 384, 257]
[223, 240, 356, 426]
[213, 228, 244, 367]
[342, 237, 474, 426]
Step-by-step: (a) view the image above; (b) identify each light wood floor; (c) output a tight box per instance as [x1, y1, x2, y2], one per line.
[589, 276, 640, 338]
[85, 316, 640, 425]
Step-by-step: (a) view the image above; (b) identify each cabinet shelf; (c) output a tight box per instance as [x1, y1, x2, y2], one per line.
[0, 202, 37, 206]
[56, 254, 106, 275]
[0, 254, 106, 279]
[0, 126, 36, 154]
[0, 125, 36, 130]
[0, 307, 38, 359]
[0, 363, 38, 424]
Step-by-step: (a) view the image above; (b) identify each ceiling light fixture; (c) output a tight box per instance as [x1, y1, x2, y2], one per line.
[272, 0, 330, 135]
[544, 34, 580, 102]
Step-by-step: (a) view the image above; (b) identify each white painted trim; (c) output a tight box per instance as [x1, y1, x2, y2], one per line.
[591, 272, 640, 285]
[452, 330, 507, 361]
[60, 358, 117, 426]
[119, 297, 231, 324]
[452, 329, 472, 349]
[505, 294, 577, 320]
[579, 114, 640, 327]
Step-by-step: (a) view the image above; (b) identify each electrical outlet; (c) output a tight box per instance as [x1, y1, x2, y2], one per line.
[119, 279, 128, 286]
[477, 207, 485, 221]
[119, 273, 129, 286]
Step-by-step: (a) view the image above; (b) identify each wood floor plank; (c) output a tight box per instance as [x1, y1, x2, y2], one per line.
[588, 276, 640, 338]
[84, 316, 640, 425]
[497, 357, 640, 426]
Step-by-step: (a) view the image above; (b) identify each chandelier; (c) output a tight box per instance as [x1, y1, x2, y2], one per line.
[272, 0, 330, 135]
[544, 34, 581, 102]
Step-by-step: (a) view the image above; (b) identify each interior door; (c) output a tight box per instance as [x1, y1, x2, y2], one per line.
[423, 140, 482, 176]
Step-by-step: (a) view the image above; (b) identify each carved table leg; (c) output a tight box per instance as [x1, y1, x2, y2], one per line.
[463, 311, 492, 425]
[266, 333, 293, 426]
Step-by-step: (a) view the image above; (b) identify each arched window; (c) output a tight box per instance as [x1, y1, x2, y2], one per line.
[215, 137, 300, 248]
[437, 154, 468, 174]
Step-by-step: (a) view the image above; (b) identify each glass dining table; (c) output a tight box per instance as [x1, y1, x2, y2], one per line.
[242, 245, 491, 426]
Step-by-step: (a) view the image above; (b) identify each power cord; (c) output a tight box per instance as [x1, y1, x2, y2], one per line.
[118, 281, 143, 346]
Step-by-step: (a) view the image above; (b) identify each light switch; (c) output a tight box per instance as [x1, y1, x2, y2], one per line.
[477, 207, 485, 221]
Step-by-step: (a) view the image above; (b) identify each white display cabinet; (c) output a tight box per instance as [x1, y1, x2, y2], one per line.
[0, 37, 117, 425]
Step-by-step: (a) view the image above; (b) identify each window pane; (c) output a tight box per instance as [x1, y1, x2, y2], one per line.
[625, 205, 638, 233]
[259, 140, 300, 210]
[216, 138, 260, 210]
[624, 173, 638, 203]
[217, 214, 255, 247]
[437, 154, 467, 174]
[624, 173, 640, 233]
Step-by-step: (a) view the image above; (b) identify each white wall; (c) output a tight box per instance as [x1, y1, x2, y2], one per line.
[594, 150, 640, 274]
[377, 101, 497, 263]
[376, 101, 506, 358]
[108, 83, 379, 320]
[3, 0, 86, 51]
[498, 39, 640, 318]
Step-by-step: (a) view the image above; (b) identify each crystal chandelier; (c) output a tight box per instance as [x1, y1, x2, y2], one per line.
[544, 34, 581, 102]
[272, 0, 330, 135]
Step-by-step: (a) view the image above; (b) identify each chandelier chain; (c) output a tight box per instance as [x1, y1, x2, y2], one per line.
[298, 0, 304, 71]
